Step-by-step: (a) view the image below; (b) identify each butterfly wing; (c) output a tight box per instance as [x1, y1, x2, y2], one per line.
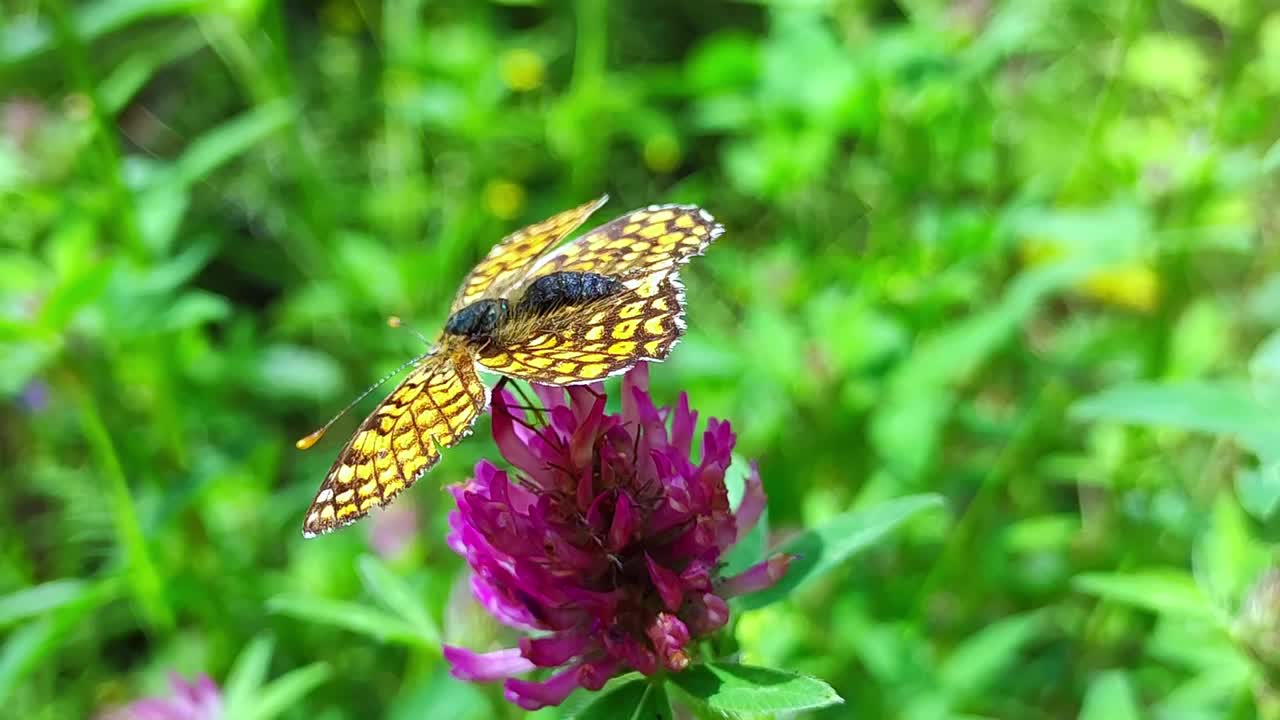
[451, 195, 609, 313]
[522, 203, 723, 286]
[302, 345, 487, 537]
[475, 273, 686, 385]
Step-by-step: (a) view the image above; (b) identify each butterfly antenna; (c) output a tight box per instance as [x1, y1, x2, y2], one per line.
[387, 315, 433, 346]
[295, 352, 430, 450]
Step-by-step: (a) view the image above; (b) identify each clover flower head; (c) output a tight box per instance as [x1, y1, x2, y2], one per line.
[443, 363, 788, 710]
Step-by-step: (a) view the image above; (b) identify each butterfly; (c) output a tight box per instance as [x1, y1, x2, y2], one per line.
[296, 195, 723, 537]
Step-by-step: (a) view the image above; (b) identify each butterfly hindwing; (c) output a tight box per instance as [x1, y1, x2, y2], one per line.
[475, 273, 685, 385]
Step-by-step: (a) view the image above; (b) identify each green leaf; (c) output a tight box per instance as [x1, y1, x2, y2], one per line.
[135, 185, 191, 254]
[1236, 465, 1280, 520]
[267, 594, 437, 648]
[738, 494, 944, 609]
[173, 100, 294, 187]
[357, 555, 440, 646]
[1194, 495, 1269, 610]
[222, 635, 275, 714]
[1073, 570, 1218, 623]
[0, 620, 56, 705]
[0, 0, 203, 65]
[0, 579, 86, 630]
[569, 677, 672, 720]
[938, 612, 1043, 701]
[1071, 380, 1280, 462]
[254, 345, 345, 401]
[388, 666, 491, 720]
[667, 663, 842, 715]
[0, 576, 121, 703]
[722, 456, 768, 578]
[723, 506, 769, 580]
[38, 260, 115, 331]
[1125, 33, 1210, 98]
[98, 27, 205, 114]
[1079, 671, 1142, 720]
[238, 662, 331, 720]
[162, 291, 232, 331]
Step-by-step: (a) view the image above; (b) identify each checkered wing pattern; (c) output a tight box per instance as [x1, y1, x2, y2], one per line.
[451, 196, 608, 313]
[475, 273, 686, 385]
[302, 345, 487, 537]
[524, 203, 722, 286]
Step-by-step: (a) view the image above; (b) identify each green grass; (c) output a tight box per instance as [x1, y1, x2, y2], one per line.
[3, 0, 1280, 717]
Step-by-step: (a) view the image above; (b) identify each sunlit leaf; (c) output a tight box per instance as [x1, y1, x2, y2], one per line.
[667, 663, 841, 715]
[1072, 380, 1280, 461]
[0, 579, 86, 630]
[738, 494, 944, 609]
[1079, 671, 1142, 720]
[357, 555, 440, 646]
[267, 594, 436, 648]
[1074, 571, 1218, 623]
[569, 677, 672, 720]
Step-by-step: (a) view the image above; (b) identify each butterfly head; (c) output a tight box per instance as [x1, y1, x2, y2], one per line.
[444, 298, 510, 339]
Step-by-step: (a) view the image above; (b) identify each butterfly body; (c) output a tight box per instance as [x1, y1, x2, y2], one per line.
[300, 196, 723, 537]
[514, 271, 627, 317]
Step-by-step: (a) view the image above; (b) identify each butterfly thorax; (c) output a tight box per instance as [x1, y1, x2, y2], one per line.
[444, 299, 510, 339]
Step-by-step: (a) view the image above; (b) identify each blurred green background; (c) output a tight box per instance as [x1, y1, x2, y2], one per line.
[4, 0, 1280, 717]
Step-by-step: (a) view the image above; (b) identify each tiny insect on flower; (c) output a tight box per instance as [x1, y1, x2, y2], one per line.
[443, 363, 791, 710]
[98, 672, 223, 720]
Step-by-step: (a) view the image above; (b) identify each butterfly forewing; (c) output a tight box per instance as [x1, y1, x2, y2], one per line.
[302, 345, 488, 537]
[451, 195, 608, 313]
[475, 273, 686, 385]
[523, 204, 722, 287]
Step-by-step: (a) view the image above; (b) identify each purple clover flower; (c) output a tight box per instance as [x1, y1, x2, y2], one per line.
[99, 672, 223, 720]
[443, 363, 791, 710]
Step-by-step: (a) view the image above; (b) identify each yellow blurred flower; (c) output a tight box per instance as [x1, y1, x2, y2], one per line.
[1080, 264, 1160, 312]
[500, 49, 545, 92]
[1020, 237, 1160, 312]
[484, 180, 526, 219]
[320, 0, 362, 34]
[643, 133, 682, 173]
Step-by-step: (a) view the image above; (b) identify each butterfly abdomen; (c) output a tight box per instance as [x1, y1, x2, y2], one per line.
[515, 271, 625, 316]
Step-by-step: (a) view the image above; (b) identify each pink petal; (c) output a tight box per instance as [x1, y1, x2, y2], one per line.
[717, 553, 795, 598]
[670, 392, 698, 460]
[645, 613, 692, 671]
[645, 554, 685, 612]
[603, 631, 658, 675]
[577, 656, 620, 691]
[490, 392, 547, 479]
[608, 493, 634, 551]
[519, 631, 593, 666]
[621, 362, 650, 427]
[734, 461, 766, 542]
[566, 385, 600, 424]
[444, 646, 537, 682]
[503, 664, 584, 710]
[470, 573, 543, 631]
[685, 592, 730, 635]
[531, 382, 565, 411]
[568, 394, 607, 470]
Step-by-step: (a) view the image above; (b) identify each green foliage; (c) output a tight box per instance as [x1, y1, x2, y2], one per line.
[3, 0, 1280, 717]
